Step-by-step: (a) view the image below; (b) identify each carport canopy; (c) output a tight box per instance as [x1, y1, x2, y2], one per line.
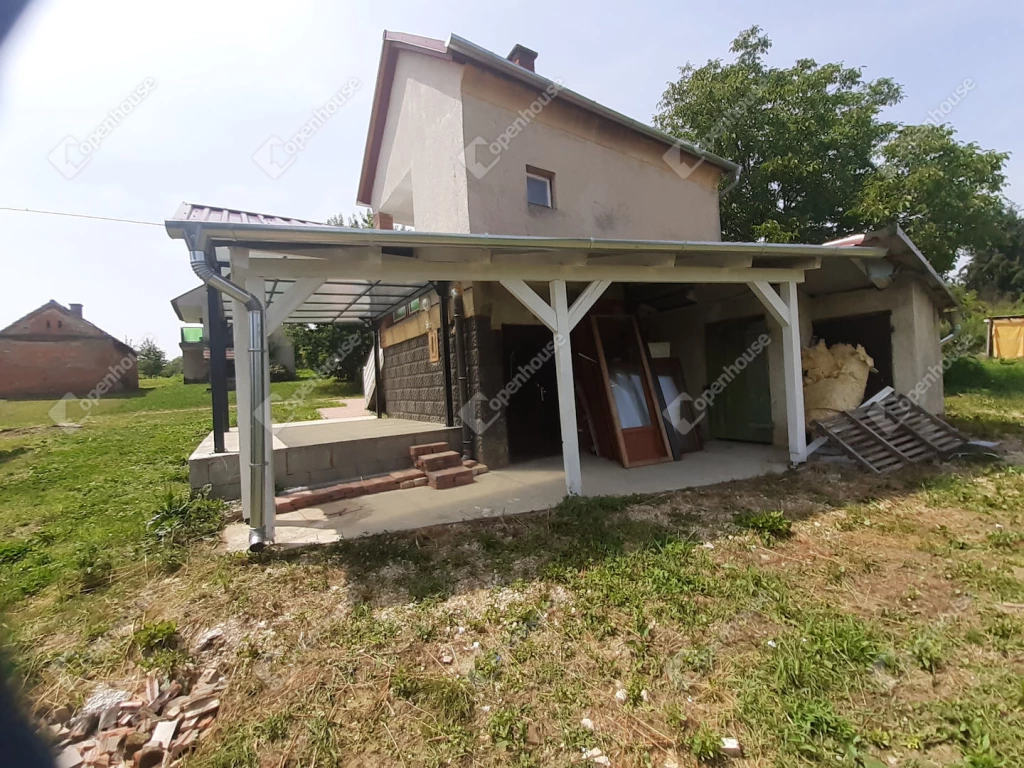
[166, 204, 894, 540]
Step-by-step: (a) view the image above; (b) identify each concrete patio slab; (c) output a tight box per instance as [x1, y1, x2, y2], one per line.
[222, 441, 789, 551]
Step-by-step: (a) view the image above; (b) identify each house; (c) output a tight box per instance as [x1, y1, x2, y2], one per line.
[165, 32, 957, 549]
[985, 315, 1024, 359]
[0, 301, 138, 399]
[171, 285, 296, 384]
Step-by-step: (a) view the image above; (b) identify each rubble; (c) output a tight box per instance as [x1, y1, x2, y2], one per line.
[45, 668, 226, 767]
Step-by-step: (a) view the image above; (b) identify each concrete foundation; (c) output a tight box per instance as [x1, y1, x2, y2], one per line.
[189, 417, 461, 499]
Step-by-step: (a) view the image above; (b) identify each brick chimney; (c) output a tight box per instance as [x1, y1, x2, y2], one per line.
[69, 303, 83, 318]
[373, 212, 394, 230]
[507, 44, 538, 72]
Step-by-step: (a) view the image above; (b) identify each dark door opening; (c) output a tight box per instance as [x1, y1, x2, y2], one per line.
[502, 324, 561, 461]
[705, 317, 773, 444]
[812, 311, 893, 399]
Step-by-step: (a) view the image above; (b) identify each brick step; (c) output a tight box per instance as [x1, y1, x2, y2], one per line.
[409, 442, 451, 461]
[275, 467, 428, 513]
[415, 450, 464, 472]
[426, 465, 475, 490]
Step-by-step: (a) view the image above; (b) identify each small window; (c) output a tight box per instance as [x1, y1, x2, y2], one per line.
[46, 320, 51, 328]
[393, 305, 407, 322]
[526, 167, 554, 207]
[409, 297, 421, 313]
[58, 320, 63, 329]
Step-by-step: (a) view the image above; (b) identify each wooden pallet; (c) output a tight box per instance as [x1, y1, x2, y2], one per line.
[814, 393, 967, 474]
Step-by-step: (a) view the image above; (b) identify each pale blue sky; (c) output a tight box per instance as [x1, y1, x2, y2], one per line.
[0, 0, 1019, 355]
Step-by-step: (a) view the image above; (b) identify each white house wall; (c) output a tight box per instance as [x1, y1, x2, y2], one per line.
[458, 65, 723, 240]
[371, 50, 472, 231]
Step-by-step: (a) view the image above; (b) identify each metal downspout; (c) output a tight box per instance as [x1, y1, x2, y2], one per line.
[188, 249, 270, 552]
[451, 284, 474, 460]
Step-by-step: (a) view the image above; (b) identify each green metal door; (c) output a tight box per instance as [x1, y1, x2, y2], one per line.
[705, 317, 773, 443]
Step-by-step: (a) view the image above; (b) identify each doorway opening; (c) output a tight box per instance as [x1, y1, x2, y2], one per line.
[502, 324, 562, 462]
[812, 311, 894, 399]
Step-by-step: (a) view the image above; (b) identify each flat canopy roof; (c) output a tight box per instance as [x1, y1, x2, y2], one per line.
[166, 204, 957, 324]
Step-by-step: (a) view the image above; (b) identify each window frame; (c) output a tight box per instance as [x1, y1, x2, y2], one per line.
[525, 166, 555, 208]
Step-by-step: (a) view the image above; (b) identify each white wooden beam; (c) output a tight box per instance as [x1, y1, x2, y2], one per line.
[748, 281, 791, 328]
[567, 280, 612, 330]
[499, 279, 557, 332]
[266, 277, 325, 334]
[550, 280, 582, 495]
[780, 281, 807, 464]
[248, 257, 807, 285]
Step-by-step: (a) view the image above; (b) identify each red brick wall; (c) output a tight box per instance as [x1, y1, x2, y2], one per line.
[0, 338, 138, 399]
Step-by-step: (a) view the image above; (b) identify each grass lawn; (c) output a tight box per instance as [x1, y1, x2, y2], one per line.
[1, 359, 1022, 767]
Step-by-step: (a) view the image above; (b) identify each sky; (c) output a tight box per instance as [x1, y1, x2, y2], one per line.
[0, 0, 1019, 356]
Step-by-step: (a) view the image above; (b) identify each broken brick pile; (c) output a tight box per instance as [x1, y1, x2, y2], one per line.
[48, 668, 224, 768]
[275, 441, 488, 514]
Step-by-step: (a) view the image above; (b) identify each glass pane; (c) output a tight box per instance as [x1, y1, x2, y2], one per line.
[526, 175, 551, 206]
[609, 367, 652, 428]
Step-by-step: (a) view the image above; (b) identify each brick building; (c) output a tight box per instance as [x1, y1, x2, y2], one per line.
[0, 301, 138, 399]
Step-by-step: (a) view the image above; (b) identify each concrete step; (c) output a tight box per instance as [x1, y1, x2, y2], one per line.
[416, 450, 464, 472]
[409, 442, 451, 461]
[426, 465, 475, 490]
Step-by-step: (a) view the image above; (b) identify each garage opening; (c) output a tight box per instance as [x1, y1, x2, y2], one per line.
[812, 311, 894, 399]
[502, 324, 562, 462]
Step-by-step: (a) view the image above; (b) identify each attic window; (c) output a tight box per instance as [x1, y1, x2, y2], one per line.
[526, 166, 554, 208]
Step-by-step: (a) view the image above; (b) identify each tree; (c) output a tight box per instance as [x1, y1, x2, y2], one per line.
[654, 26, 1010, 274]
[325, 210, 375, 228]
[655, 26, 901, 245]
[136, 338, 167, 377]
[855, 124, 1009, 273]
[960, 205, 1024, 300]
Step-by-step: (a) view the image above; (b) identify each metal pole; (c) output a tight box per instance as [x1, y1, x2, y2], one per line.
[205, 251, 229, 454]
[373, 324, 383, 418]
[451, 284, 474, 460]
[435, 281, 454, 427]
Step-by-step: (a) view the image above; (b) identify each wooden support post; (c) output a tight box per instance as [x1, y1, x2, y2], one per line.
[550, 280, 582, 495]
[780, 281, 807, 464]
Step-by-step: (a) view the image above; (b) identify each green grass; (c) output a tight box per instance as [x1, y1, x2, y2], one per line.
[2, 360, 1023, 766]
[945, 356, 1024, 437]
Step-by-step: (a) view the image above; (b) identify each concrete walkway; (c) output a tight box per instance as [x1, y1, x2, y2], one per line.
[317, 397, 373, 421]
[222, 441, 789, 551]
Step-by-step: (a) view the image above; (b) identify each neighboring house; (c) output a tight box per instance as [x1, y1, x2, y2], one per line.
[171, 285, 296, 384]
[0, 301, 138, 399]
[356, 32, 956, 468]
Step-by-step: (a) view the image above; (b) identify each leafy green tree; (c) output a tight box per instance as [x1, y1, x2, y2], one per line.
[136, 338, 167, 377]
[325, 210, 375, 228]
[655, 26, 901, 245]
[655, 26, 1010, 275]
[961, 206, 1024, 300]
[855, 125, 1008, 273]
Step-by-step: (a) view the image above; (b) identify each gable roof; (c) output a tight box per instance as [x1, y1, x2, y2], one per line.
[0, 300, 136, 356]
[357, 31, 739, 208]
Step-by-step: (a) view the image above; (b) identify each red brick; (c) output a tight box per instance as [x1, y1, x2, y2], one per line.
[389, 468, 426, 483]
[426, 466, 475, 489]
[363, 476, 400, 494]
[462, 459, 478, 468]
[472, 464, 489, 476]
[399, 480, 416, 490]
[413, 477, 428, 487]
[409, 442, 450, 461]
[416, 451, 464, 472]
